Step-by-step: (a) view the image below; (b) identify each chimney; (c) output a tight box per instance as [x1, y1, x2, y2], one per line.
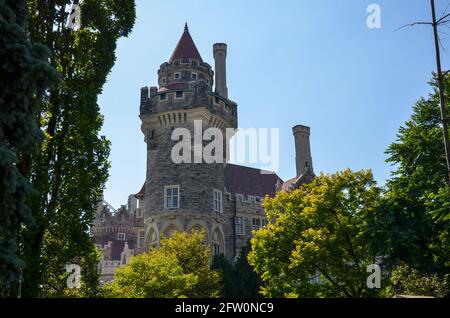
[213, 43, 228, 98]
[293, 125, 314, 177]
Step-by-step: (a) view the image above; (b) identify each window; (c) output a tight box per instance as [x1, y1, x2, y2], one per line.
[214, 97, 220, 105]
[160, 93, 167, 101]
[261, 218, 267, 227]
[118, 233, 125, 241]
[164, 185, 179, 209]
[162, 77, 166, 84]
[174, 72, 180, 79]
[213, 189, 223, 213]
[213, 243, 221, 256]
[191, 72, 198, 80]
[138, 230, 145, 248]
[136, 207, 143, 218]
[252, 218, 261, 231]
[235, 217, 244, 236]
[175, 91, 183, 99]
[206, 79, 210, 84]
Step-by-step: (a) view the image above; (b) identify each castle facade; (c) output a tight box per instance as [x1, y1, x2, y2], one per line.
[91, 24, 315, 282]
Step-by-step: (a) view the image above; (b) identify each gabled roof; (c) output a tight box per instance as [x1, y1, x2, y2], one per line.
[169, 23, 203, 64]
[224, 164, 283, 198]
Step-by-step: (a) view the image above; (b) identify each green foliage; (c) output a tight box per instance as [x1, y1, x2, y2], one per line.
[0, 0, 57, 296]
[102, 231, 221, 298]
[212, 243, 261, 298]
[386, 264, 449, 298]
[370, 75, 450, 275]
[17, 0, 136, 297]
[248, 169, 383, 298]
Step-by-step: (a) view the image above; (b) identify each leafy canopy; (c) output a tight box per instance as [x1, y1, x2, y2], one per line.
[102, 230, 221, 298]
[248, 169, 382, 298]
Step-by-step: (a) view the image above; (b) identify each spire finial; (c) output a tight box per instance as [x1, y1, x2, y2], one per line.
[184, 22, 189, 32]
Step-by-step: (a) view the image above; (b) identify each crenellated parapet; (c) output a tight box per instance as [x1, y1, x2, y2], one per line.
[140, 85, 237, 129]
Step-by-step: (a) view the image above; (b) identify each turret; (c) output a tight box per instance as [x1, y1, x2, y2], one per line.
[213, 43, 228, 99]
[293, 125, 314, 178]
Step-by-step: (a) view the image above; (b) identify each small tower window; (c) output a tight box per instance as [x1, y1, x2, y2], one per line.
[206, 79, 210, 84]
[174, 72, 181, 79]
[118, 233, 126, 241]
[213, 189, 223, 213]
[191, 72, 198, 80]
[175, 91, 184, 99]
[164, 185, 180, 209]
[160, 93, 167, 101]
[162, 77, 166, 84]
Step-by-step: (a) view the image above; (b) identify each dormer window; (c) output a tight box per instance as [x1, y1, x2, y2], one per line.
[191, 72, 198, 80]
[174, 72, 181, 79]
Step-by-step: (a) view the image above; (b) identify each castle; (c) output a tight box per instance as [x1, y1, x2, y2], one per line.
[91, 24, 315, 282]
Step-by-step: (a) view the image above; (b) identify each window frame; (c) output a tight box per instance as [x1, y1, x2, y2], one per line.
[159, 93, 167, 101]
[213, 189, 223, 213]
[191, 72, 198, 80]
[235, 217, 245, 236]
[164, 185, 180, 209]
[117, 232, 126, 241]
[213, 243, 221, 256]
[174, 72, 181, 80]
[138, 230, 145, 248]
[252, 218, 261, 231]
[175, 91, 184, 99]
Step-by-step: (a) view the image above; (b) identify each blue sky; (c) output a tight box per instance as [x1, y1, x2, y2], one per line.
[98, 0, 450, 208]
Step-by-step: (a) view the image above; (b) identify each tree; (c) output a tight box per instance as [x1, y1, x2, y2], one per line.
[17, 0, 136, 297]
[387, 263, 449, 298]
[0, 0, 57, 296]
[102, 231, 221, 298]
[212, 242, 261, 298]
[248, 170, 383, 298]
[370, 75, 450, 276]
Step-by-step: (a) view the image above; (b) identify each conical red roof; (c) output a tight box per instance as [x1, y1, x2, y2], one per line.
[169, 23, 203, 63]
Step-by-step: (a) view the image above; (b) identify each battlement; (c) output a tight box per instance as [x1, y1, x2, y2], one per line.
[139, 85, 237, 130]
[293, 124, 310, 135]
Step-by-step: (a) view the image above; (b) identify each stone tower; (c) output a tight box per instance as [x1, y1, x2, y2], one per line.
[139, 24, 237, 254]
[293, 125, 315, 183]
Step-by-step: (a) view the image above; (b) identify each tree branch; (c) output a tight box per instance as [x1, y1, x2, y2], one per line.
[395, 21, 432, 32]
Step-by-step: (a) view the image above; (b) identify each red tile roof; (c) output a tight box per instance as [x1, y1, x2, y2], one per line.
[169, 23, 203, 64]
[224, 164, 283, 198]
[134, 164, 283, 201]
[158, 82, 189, 92]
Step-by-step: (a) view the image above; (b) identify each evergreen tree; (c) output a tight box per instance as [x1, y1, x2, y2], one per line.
[0, 0, 57, 296]
[212, 243, 261, 298]
[369, 75, 450, 276]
